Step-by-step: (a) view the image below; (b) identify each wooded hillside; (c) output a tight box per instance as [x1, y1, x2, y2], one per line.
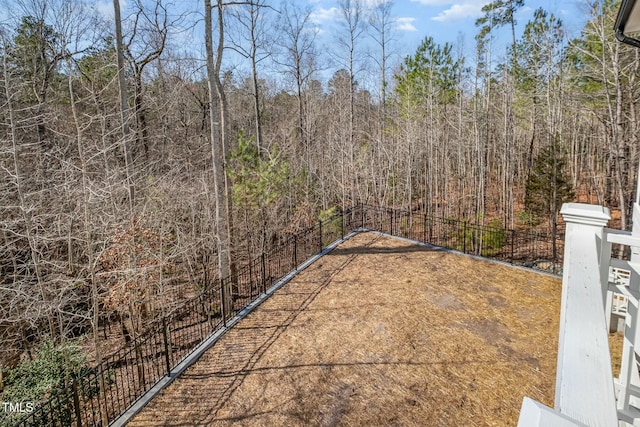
[0, 0, 636, 409]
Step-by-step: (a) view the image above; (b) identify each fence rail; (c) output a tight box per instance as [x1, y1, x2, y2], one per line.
[10, 205, 563, 427]
[359, 205, 563, 268]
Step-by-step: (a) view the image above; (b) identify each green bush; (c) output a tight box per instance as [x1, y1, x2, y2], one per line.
[2, 340, 89, 405]
[319, 207, 342, 246]
[481, 218, 506, 256]
[517, 210, 540, 228]
[318, 207, 337, 223]
[451, 218, 506, 256]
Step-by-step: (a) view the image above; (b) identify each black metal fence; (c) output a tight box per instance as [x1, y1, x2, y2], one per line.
[11, 205, 563, 427]
[359, 205, 564, 268]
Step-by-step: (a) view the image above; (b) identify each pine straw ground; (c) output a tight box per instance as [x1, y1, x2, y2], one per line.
[128, 231, 561, 427]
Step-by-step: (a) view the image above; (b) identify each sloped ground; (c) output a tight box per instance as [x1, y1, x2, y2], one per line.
[128, 231, 561, 426]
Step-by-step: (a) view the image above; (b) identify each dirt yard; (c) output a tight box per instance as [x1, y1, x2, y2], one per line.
[128, 231, 561, 426]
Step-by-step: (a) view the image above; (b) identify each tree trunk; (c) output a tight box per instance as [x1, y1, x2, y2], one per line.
[114, 0, 135, 213]
[205, 0, 232, 316]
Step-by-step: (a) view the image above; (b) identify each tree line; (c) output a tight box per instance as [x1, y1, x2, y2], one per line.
[0, 0, 635, 407]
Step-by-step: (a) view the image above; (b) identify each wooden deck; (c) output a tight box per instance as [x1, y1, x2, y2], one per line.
[128, 231, 561, 426]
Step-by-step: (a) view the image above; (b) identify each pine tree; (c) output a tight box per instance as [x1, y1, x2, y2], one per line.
[524, 143, 574, 224]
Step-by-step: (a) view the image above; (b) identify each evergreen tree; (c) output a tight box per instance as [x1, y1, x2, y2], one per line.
[512, 8, 564, 175]
[513, 8, 563, 95]
[10, 16, 61, 101]
[395, 37, 460, 121]
[476, 0, 524, 45]
[524, 143, 574, 224]
[9, 16, 64, 143]
[395, 36, 459, 112]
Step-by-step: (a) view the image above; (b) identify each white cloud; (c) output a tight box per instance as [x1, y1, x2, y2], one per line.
[310, 7, 341, 24]
[395, 17, 417, 32]
[409, 0, 493, 23]
[432, 1, 490, 22]
[362, 0, 393, 8]
[410, 0, 457, 6]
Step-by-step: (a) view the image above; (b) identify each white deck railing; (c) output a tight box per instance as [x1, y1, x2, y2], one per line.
[518, 202, 640, 426]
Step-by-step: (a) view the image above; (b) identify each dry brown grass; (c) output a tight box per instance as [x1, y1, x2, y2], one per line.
[610, 332, 624, 378]
[128, 232, 561, 427]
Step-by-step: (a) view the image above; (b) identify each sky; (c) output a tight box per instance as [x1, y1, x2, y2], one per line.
[0, 0, 593, 57]
[0, 0, 594, 88]
[84, 0, 592, 62]
[306, 0, 590, 61]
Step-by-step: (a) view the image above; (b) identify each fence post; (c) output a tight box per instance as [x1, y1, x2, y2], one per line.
[390, 209, 394, 235]
[293, 235, 298, 269]
[463, 221, 467, 254]
[72, 379, 82, 427]
[261, 253, 266, 293]
[162, 317, 171, 374]
[319, 220, 323, 252]
[511, 230, 515, 264]
[220, 278, 227, 327]
[361, 203, 365, 229]
[204, 292, 212, 329]
[98, 362, 108, 426]
[429, 215, 434, 244]
[341, 213, 345, 239]
[551, 203, 616, 424]
[423, 213, 427, 243]
[248, 258, 254, 298]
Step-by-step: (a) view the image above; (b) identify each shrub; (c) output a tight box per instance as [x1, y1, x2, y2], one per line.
[481, 218, 507, 256]
[318, 207, 342, 246]
[2, 340, 89, 404]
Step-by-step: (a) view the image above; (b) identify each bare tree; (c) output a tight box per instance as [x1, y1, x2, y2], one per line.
[228, 0, 273, 153]
[1, 27, 54, 361]
[274, 1, 318, 185]
[123, 0, 171, 159]
[204, 0, 232, 315]
[113, 0, 135, 212]
[367, 0, 395, 108]
[335, 0, 365, 207]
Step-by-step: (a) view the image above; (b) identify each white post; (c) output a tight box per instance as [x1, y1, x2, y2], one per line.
[556, 203, 617, 426]
[617, 202, 640, 416]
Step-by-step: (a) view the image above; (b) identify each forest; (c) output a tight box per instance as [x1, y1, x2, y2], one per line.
[0, 0, 637, 417]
